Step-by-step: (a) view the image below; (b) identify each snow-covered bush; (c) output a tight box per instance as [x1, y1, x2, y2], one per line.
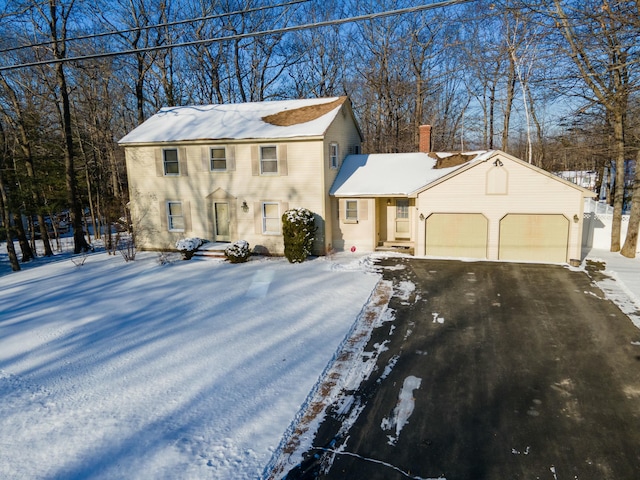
[225, 240, 250, 263]
[282, 208, 316, 263]
[176, 237, 205, 260]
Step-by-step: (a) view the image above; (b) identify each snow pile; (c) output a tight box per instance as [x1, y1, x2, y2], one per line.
[381, 375, 422, 446]
[0, 252, 379, 479]
[583, 249, 640, 329]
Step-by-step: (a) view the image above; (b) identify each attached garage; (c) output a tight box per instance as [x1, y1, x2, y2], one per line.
[331, 148, 595, 264]
[414, 151, 596, 264]
[425, 213, 488, 259]
[499, 214, 569, 263]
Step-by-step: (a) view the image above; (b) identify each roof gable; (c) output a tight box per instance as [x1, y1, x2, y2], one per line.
[414, 150, 596, 197]
[119, 96, 348, 144]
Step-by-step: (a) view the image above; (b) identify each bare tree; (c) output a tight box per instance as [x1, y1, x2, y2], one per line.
[621, 149, 640, 257]
[547, 0, 635, 252]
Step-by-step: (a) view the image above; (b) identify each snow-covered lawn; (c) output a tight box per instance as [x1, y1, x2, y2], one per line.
[0, 251, 380, 479]
[1, 242, 638, 480]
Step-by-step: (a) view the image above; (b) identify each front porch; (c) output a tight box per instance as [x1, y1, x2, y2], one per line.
[375, 197, 416, 255]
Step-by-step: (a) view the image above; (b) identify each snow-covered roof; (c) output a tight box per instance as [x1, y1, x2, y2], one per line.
[119, 96, 347, 144]
[330, 151, 487, 197]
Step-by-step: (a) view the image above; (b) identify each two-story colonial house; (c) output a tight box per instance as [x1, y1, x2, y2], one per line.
[121, 96, 595, 264]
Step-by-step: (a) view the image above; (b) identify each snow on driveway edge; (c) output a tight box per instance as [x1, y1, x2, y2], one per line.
[263, 278, 394, 479]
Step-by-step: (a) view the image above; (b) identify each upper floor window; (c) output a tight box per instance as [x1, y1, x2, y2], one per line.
[260, 146, 278, 174]
[156, 147, 188, 177]
[167, 201, 184, 231]
[330, 143, 339, 169]
[163, 148, 179, 175]
[210, 147, 227, 171]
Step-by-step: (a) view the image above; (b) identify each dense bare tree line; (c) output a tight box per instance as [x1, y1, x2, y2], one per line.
[0, 0, 639, 271]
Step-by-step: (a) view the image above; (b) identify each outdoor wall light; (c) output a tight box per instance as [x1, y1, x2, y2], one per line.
[493, 159, 504, 167]
[573, 214, 579, 223]
[419, 213, 425, 221]
[387, 199, 391, 205]
[241, 201, 249, 212]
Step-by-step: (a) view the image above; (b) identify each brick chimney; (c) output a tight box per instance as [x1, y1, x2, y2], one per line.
[419, 125, 432, 153]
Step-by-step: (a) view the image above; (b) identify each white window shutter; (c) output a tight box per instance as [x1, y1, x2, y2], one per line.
[254, 202, 263, 233]
[279, 144, 288, 176]
[159, 200, 168, 230]
[359, 199, 368, 221]
[251, 146, 259, 175]
[183, 200, 192, 231]
[227, 145, 236, 171]
[201, 147, 210, 171]
[155, 149, 164, 176]
[179, 147, 188, 176]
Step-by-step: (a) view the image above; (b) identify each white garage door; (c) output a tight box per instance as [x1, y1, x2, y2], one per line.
[499, 214, 569, 263]
[425, 213, 488, 259]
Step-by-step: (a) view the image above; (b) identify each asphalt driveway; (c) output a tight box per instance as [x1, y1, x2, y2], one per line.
[284, 258, 640, 479]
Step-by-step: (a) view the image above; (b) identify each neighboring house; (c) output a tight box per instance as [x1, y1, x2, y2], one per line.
[330, 126, 596, 264]
[555, 170, 598, 191]
[119, 96, 362, 255]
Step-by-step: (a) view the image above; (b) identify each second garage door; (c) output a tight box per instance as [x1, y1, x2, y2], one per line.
[499, 214, 569, 263]
[425, 213, 488, 259]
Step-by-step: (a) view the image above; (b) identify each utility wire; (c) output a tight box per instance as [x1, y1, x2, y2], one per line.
[0, 0, 309, 54]
[0, 0, 474, 72]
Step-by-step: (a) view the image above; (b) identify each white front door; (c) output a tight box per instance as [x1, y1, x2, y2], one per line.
[395, 199, 410, 239]
[214, 202, 230, 241]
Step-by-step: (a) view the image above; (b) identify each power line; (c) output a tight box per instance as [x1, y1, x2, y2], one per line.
[0, 0, 475, 72]
[0, 0, 309, 54]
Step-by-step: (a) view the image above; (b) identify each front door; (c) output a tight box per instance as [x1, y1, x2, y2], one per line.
[395, 199, 410, 239]
[214, 202, 230, 241]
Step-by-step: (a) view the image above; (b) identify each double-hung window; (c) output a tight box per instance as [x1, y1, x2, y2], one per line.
[330, 143, 339, 169]
[262, 202, 280, 234]
[260, 146, 278, 174]
[345, 200, 358, 222]
[163, 148, 179, 175]
[167, 201, 184, 231]
[210, 147, 227, 171]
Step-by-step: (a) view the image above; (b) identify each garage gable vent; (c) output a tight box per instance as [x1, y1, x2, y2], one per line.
[486, 164, 508, 194]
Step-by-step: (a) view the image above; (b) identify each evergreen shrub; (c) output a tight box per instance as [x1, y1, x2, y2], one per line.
[282, 208, 316, 263]
[225, 240, 251, 263]
[176, 237, 205, 260]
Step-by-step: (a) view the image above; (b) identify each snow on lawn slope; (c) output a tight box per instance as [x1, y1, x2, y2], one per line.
[0, 252, 380, 479]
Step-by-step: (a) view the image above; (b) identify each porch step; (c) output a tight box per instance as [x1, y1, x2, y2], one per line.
[194, 241, 228, 257]
[376, 241, 415, 255]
